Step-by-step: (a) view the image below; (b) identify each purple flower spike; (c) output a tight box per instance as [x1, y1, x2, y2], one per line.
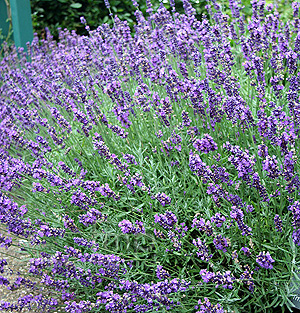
[292, 229, 300, 246]
[0, 259, 8, 273]
[193, 134, 218, 154]
[154, 211, 177, 230]
[196, 298, 224, 313]
[0, 234, 12, 249]
[156, 265, 170, 280]
[256, 251, 275, 269]
[213, 235, 229, 252]
[262, 155, 280, 179]
[274, 214, 283, 232]
[192, 238, 212, 261]
[211, 212, 226, 227]
[118, 220, 145, 234]
[156, 193, 171, 206]
[0, 276, 9, 286]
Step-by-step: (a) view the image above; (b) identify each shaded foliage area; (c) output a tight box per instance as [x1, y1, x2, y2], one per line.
[31, 0, 219, 39]
[30, 0, 191, 38]
[30, 0, 294, 39]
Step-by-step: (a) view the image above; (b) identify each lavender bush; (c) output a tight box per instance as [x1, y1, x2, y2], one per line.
[1, 0, 300, 312]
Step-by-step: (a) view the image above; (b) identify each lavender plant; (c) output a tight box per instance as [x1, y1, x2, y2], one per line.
[0, 0, 300, 312]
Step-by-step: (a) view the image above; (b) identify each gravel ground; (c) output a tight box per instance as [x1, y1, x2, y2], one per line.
[0, 230, 64, 312]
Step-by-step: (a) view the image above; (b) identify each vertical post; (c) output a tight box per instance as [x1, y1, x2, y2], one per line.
[10, 0, 33, 48]
[0, 0, 10, 45]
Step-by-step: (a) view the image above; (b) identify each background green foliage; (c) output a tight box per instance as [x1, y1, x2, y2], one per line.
[30, 0, 208, 38]
[30, 0, 295, 40]
[0, 0, 295, 46]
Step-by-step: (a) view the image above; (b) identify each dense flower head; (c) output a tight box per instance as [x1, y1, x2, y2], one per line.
[211, 213, 226, 227]
[118, 219, 145, 234]
[262, 155, 281, 179]
[288, 200, 300, 230]
[200, 269, 235, 289]
[154, 211, 177, 230]
[193, 134, 218, 154]
[240, 264, 255, 292]
[213, 235, 229, 252]
[0, 259, 7, 273]
[192, 216, 213, 236]
[0, 234, 12, 249]
[256, 251, 275, 269]
[192, 238, 212, 261]
[156, 265, 171, 280]
[196, 297, 224, 313]
[274, 214, 283, 232]
[155, 193, 171, 206]
[122, 153, 138, 165]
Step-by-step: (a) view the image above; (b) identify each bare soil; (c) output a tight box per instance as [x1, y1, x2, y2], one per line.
[0, 230, 64, 312]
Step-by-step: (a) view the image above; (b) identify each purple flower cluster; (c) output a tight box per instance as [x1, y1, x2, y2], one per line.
[156, 265, 170, 280]
[73, 237, 100, 252]
[289, 201, 300, 230]
[211, 213, 226, 227]
[193, 134, 218, 154]
[122, 153, 138, 165]
[239, 264, 255, 292]
[196, 298, 224, 313]
[262, 155, 281, 179]
[0, 234, 12, 249]
[154, 211, 177, 230]
[192, 216, 213, 236]
[0, 259, 7, 273]
[274, 214, 283, 232]
[256, 251, 275, 269]
[213, 235, 229, 252]
[230, 206, 252, 236]
[96, 277, 191, 312]
[118, 220, 145, 234]
[200, 269, 235, 289]
[155, 193, 171, 206]
[223, 142, 255, 185]
[192, 238, 212, 261]
[78, 208, 107, 226]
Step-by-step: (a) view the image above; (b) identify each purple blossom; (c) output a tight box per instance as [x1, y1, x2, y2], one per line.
[192, 217, 213, 236]
[156, 193, 171, 206]
[0, 276, 9, 286]
[257, 144, 268, 158]
[118, 220, 145, 234]
[274, 214, 283, 232]
[200, 269, 235, 289]
[193, 134, 218, 154]
[256, 251, 275, 269]
[288, 201, 300, 230]
[122, 153, 138, 165]
[213, 235, 229, 252]
[0, 259, 7, 273]
[196, 298, 224, 313]
[262, 155, 281, 179]
[211, 213, 226, 227]
[292, 229, 300, 246]
[192, 238, 212, 261]
[230, 206, 252, 236]
[239, 264, 255, 292]
[156, 265, 170, 280]
[154, 211, 177, 230]
[79, 208, 107, 226]
[241, 246, 252, 256]
[0, 234, 12, 249]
